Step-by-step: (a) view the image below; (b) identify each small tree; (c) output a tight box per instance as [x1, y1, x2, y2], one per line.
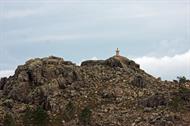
[177, 76, 187, 88]
[177, 76, 187, 83]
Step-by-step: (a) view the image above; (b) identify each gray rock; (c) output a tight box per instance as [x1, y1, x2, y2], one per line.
[139, 94, 168, 108]
[0, 77, 7, 90]
[132, 75, 146, 88]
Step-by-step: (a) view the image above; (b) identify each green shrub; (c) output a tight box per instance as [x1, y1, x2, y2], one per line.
[177, 76, 187, 84]
[3, 113, 15, 126]
[178, 87, 190, 103]
[169, 87, 190, 111]
[23, 106, 49, 126]
[169, 96, 183, 111]
[63, 101, 76, 122]
[23, 105, 33, 126]
[79, 107, 92, 126]
[32, 106, 49, 126]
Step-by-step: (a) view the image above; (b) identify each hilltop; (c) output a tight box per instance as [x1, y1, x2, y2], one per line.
[0, 55, 190, 126]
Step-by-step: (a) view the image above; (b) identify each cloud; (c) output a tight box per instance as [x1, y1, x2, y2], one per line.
[134, 50, 190, 80]
[144, 39, 190, 57]
[0, 9, 40, 19]
[26, 32, 129, 43]
[0, 70, 14, 78]
[29, 34, 86, 43]
[77, 57, 98, 66]
[90, 57, 98, 60]
[0, 3, 56, 19]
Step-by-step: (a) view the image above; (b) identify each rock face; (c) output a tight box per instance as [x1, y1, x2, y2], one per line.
[81, 60, 105, 66]
[81, 55, 140, 70]
[105, 56, 140, 69]
[131, 75, 146, 88]
[2, 56, 80, 104]
[0, 77, 7, 90]
[0, 55, 189, 126]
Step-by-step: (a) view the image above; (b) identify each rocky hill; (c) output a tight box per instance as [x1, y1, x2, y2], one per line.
[0, 55, 190, 126]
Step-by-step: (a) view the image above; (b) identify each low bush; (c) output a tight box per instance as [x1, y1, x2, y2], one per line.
[177, 76, 187, 84]
[169, 87, 190, 111]
[79, 107, 92, 126]
[169, 96, 184, 111]
[23, 106, 49, 126]
[3, 113, 15, 126]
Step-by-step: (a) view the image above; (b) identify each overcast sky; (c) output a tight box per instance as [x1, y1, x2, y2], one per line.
[0, 0, 190, 80]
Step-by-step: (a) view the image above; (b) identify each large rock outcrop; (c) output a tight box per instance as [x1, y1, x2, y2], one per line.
[0, 55, 189, 126]
[81, 55, 140, 70]
[2, 56, 81, 105]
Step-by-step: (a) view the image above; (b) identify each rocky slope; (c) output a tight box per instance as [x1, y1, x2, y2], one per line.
[0, 55, 190, 126]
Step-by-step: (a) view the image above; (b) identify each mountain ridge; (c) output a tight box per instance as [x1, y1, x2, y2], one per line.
[0, 55, 190, 126]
